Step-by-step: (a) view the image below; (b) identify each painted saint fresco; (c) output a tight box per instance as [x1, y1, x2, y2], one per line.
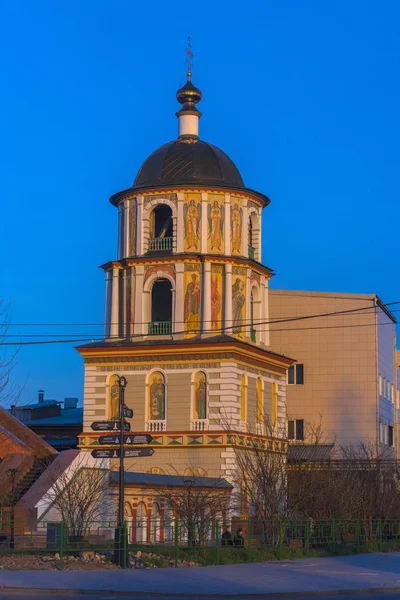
[129, 200, 136, 256]
[207, 198, 224, 253]
[211, 264, 223, 332]
[232, 268, 246, 336]
[194, 371, 207, 420]
[231, 202, 243, 254]
[149, 372, 166, 420]
[184, 198, 201, 251]
[184, 264, 201, 333]
[109, 374, 120, 420]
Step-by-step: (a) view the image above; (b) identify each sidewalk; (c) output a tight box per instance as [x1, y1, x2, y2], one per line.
[1, 553, 400, 597]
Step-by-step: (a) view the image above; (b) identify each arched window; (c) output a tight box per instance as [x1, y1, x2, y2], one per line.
[149, 205, 173, 251]
[150, 503, 161, 542]
[241, 375, 247, 423]
[250, 286, 260, 342]
[256, 377, 263, 424]
[248, 216, 253, 247]
[184, 467, 208, 477]
[193, 371, 207, 422]
[108, 374, 120, 420]
[248, 211, 259, 260]
[271, 382, 278, 428]
[136, 502, 147, 543]
[148, 371, 166, 430]
[149, 279, 172, 335]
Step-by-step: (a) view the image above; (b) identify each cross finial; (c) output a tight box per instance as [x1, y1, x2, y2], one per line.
[186, 36, 194, 81]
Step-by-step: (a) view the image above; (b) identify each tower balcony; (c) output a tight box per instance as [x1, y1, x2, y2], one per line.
[146, 420, 166, 432]
[147, 237, 173, 253]
[190, 419, 209, 432]
[148, 321, 172, 336]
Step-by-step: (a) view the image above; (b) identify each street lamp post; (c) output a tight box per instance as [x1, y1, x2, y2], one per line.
[183, 477, 194, 547]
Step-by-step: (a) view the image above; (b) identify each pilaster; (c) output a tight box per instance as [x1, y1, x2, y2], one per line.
[203, 261, 212, 335]
[175, 263, 185, 338]
[224, 263, 233, 334]
[134, 265, 145, 335]
[105, 270, 112, 338]
[136, 195, 144, 256]
[124, 198, 130, 258]
[111, 266, 120, 338]
[224, 194, 231, 256]
[118, 205, 123, 260]
[176, 192, 184, 253]
[201, 192, 208, 253]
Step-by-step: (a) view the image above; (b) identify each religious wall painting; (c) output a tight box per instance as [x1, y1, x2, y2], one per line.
[232, 267, 247, 338]
[149, 371, 166, 421]
[109, 374, 120, 420]
[183, 195, 201, 252]
[184, 264, 202, 334]
[129, 199, 137, 256]
[230, 196, 243, 255]
[211, 264, 223, 333]
[207, 195, 225, 254]
[193, 371, 207, 420]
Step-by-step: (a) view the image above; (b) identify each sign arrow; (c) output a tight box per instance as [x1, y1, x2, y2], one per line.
[91, 421, 131, 432]
[123, 407, 134, 419]
[98, 434, 153, 446]
[92, 448, 155, 459]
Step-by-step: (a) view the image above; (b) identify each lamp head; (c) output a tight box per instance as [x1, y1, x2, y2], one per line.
[119, 376, 127, 388]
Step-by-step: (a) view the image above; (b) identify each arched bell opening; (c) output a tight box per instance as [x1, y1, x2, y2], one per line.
[149, 279, 173, 335]
[248, 211, 259, 260]
[148, 205, 173, 252]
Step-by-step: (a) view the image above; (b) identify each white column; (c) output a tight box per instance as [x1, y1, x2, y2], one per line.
[246, 268, 251, 339]
[136, 195, 144, 255]
[117, 206, 123, 259]
[178, 114, 199, 137]
[201, 192, 208, 253]
[111, 266, 119, 338]
[224, 194, 231, 256]
[175, 263, 185, 337]
[263, 278, 270, 346]
[224, 264, 232, 334]
[257, 208, 262, 262]
[243, 200, 249, 258]
[203, 262, 211, 335]
[104, 270, 112, 338]
[124, 198, 130, 258]
[129, 266, 135, 338]
[134, 266, 145, 335]
[177, 193, 184, 253]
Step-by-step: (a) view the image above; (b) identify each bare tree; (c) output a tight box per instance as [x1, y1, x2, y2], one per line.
[0, 299, 21, 405]
[43, 455, 113, 539]
[158, 469, 232, 546]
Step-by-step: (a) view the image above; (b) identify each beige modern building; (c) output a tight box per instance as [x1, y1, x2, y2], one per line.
[269, 290, 398, 454]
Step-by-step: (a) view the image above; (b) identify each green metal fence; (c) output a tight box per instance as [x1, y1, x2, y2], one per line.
[2, 518, 400, 569]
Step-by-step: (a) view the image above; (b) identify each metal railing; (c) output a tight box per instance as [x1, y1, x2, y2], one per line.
[148, 321, 172, 336]
[2, 518, 400, 569]
[147, 237, 173, 252]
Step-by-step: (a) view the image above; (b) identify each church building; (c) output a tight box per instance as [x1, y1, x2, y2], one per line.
[77, 61, 294, 500]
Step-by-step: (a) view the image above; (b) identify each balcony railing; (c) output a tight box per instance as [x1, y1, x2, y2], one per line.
[191, 419, 209, 432]
[250, 328, 256, 343]
[248, 245, 255, 259]
[147, 237, 173, 252]
[148, 321, 172, 336]
[147, 420, 166, 432]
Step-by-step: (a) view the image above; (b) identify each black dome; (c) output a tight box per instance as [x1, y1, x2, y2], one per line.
[134, 139, 244, 189]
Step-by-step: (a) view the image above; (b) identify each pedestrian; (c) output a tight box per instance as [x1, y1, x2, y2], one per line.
[221, 527, 233, 546]
[234, 527, 245, 547]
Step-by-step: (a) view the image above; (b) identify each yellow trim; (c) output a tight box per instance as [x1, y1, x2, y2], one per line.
[271, 382, 278, 427]
[256, 377, 263, 424]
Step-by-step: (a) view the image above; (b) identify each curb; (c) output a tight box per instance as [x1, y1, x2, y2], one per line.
[2, 586, 400, 598]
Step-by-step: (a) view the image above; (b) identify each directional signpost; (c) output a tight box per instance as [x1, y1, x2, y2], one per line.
[90, 384, 155, 568]
[91, 420, 131, 432]
[91, 447, 155, 459]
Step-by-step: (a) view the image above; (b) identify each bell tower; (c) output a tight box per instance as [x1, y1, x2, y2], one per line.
[77, 61, 294, 482]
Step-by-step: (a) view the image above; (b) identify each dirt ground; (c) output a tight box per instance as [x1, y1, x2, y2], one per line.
[0, 553, 120, 570]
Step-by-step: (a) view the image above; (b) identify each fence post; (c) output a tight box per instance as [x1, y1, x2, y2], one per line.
[174, 519, 179, 568]
[356, 519, 361, 553]
[59, 521, 64, 571]
[378, 519, 383, 552]
[248, 520, 253, 562]
[215, 520, 220, 565]
[305, 520, 310, 556]
[123, 522, 128, 568]
[332, 520, 336, 546]
[278, 521, 283, 561]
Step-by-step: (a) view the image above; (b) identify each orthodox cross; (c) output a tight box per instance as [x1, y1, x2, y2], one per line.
[186, 36, 194, 80]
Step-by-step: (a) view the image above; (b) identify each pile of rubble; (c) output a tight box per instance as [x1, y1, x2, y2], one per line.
[129, 550, 200, 569]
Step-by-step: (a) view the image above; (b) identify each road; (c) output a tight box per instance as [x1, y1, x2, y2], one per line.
[1, 593, 400, 600]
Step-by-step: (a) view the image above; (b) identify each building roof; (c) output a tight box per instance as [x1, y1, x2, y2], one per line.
[288, 444, 334, 462]
[27, 407, 83, 427]
[110, 471, 232, 489]
[133, 139, 244, 190]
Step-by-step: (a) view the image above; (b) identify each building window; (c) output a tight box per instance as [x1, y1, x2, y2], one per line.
[147, 371, 166, 431]
[192, 371, 207, 428]
[288, 364, 304, 385]
[288, 419, 304, 441]
[148, 205, 173, 252]
[389, 425, 394, 447]
[149, 279, 173, 335]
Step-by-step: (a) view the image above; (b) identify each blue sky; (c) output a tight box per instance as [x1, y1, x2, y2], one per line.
[1, 0, 399, 404]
